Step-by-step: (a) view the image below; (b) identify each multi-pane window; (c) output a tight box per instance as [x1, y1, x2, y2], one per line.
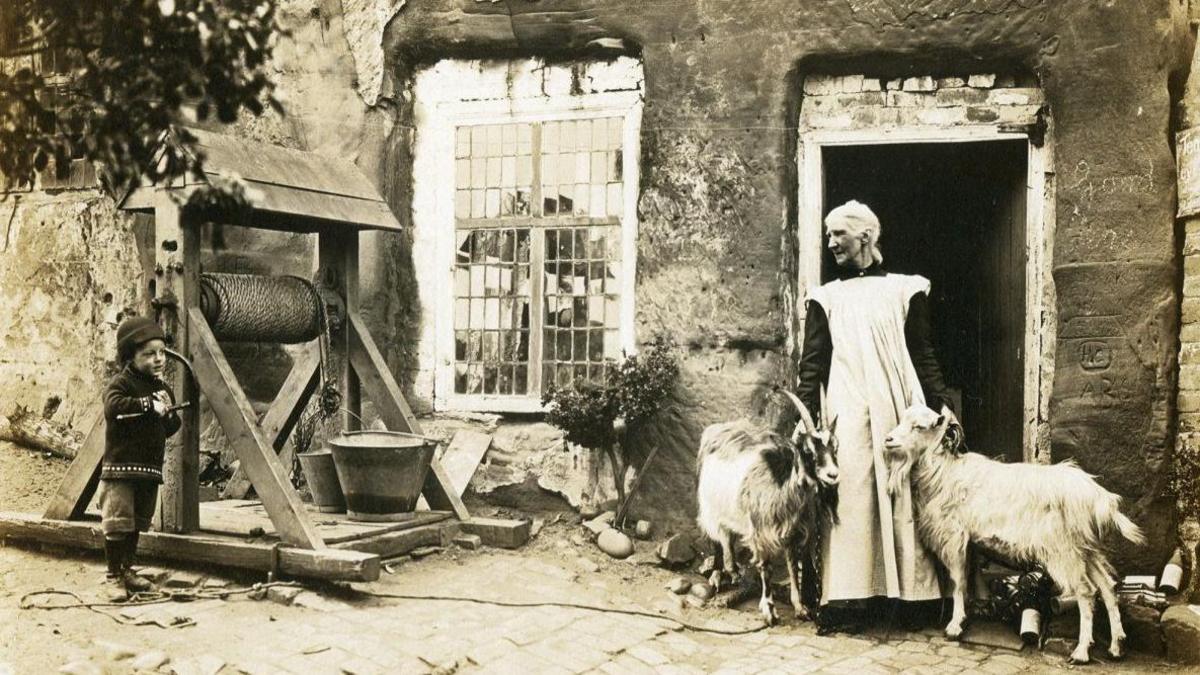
[452, 117, 626, 399]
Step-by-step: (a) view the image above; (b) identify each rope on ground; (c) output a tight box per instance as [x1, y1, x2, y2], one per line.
[19, 583, 769, 635]
[354, 588, 769, 636]
[17, 582, 303, 628]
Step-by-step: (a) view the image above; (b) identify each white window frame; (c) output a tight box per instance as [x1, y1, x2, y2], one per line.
[413, 63, 643, 413]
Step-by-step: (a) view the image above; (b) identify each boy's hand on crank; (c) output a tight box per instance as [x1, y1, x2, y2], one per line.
[152, 391, 171, 417]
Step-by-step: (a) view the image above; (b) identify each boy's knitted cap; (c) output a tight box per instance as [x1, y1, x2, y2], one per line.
[117, 316, 165, 358]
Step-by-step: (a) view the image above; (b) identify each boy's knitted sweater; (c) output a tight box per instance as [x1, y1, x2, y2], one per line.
[102, 364, 181, 482]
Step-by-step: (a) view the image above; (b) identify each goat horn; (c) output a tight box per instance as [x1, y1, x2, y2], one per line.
[782, 390, 817, 443]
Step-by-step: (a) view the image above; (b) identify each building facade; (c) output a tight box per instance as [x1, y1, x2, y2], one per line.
[1, 0, 1193, 572]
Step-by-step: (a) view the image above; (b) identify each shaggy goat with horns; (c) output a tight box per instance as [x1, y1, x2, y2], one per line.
[696, 391, 840, 625]
[883, 404, 1145, 664]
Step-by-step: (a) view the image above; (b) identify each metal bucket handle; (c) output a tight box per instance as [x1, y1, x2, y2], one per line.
[335, 429, 440, 445]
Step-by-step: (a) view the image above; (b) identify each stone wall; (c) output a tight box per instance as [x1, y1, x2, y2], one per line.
[368, 1, 1192, 559]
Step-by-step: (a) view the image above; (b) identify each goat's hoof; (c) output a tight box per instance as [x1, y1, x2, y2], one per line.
[1068, 647, 1091, 665]
[708, 570, 724, 593]
[759, 601, 777, 626]
[793, 606, 811, 622]
[943, 622, 964, 641]
[1107, 640, 1124, 661]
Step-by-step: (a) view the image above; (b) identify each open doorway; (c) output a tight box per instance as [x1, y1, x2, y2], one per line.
[822, 141, 1028, 460]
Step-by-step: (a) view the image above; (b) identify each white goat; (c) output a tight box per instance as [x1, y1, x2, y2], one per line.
[883, 404, 1145, 664]
[696, 392, 839, 625]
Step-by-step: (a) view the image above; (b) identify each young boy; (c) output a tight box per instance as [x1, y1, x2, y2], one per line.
[99, 316, 181, 600]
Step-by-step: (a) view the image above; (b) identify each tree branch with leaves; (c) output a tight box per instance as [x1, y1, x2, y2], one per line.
[0, 0, 284, 195]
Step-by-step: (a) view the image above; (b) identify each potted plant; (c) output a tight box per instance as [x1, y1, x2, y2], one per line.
[543, 335, 679, 528]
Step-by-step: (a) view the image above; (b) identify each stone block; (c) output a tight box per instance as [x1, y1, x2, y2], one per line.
[1124, 603, 1165, 656]
[1183, 299, 1200, 323]
[996, 105, 1040, 125]
[887, 91, 932, 108]
[267, 585, 303, 605]
[935, 88, 990, 107]
[657, 534, 696, 565]
[1178, 391, 1200, 413]
[453, 533, 483, 550]
[839, 75, 865, 93]
[1162, 604, 1200, 663]
[806, 113, 853, 129]
[966, 107, 1001, 123]
[1183, 324, 1200, 346]
[1184, 227, 1200, 255]
[989, 89, 1037, 106]
[903, 76, 937, 92]
[1181, 344, 1200, 365]
[803, 75, 842, 95]
[917, 107, 967, 126]
[860, 78, 883, 92]
[460, 517, 531, 549]
[163, 571, 204, 588]
[885, 78, 903, 90]
[968, 74, 997, 88]
[937, 76, 967, 88]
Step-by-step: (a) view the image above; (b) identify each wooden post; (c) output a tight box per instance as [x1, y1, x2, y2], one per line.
[42, 406, 105, 520]
[318, 229, 361, 431]
[156, 197, 201, 533]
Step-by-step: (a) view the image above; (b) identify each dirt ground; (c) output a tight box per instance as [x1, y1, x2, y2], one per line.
[0, 440, 1188, 674]
[0, 440, 70, 513]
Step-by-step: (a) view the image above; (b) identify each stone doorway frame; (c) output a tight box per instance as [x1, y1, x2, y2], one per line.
[797, 126, 1055, 461]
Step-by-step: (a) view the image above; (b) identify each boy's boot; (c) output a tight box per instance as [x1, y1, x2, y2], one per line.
[121, 531, 154, 593]
[102, 537, 129, 602]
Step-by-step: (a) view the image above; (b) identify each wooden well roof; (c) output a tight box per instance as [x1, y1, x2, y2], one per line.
[121, 128, 402, 233]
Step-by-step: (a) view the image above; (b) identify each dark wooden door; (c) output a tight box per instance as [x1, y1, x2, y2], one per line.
[822, 141, 1027, 460]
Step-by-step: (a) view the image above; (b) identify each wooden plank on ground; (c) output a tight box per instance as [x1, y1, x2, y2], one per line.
[331, 520, 459, 557]
[459, 517, 531, 549]
[43, 405, 105, 520]
[199, 502, 452, 544]
[222, 344, 320, 499]
[440, 430, 491, 497]
[0, 511, 378, 581]
[189, 309, 325, 550]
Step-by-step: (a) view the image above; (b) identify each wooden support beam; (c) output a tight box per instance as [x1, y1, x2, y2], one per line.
[157, 198, 201, 533]
[43, 406, 105, 520]
[189, 309, 325, 549]
[0, 512, 378, 582]
[348, 312, 420, 434]
[347, 311, 469, 520]
[422, 458, 471, 521]
[318, 230, 361, 431]
[221, 343, 321, 500]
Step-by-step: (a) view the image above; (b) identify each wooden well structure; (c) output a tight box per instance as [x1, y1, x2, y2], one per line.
[0, 130, 527, 581]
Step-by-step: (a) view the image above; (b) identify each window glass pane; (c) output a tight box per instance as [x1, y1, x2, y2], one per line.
[452, 114, 628, 402]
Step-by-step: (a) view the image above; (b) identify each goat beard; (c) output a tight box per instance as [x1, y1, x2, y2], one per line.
[818, 483, 840, 525]
[886, 451, 914, 497]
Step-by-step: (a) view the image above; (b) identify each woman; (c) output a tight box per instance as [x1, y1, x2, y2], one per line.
[795, 200, 955, 627]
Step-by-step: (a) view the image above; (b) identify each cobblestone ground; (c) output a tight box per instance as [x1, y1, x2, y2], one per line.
[0, 538, 1189, 675]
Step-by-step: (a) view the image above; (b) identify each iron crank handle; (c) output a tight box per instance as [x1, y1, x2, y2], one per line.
[115, 401, 193, 421]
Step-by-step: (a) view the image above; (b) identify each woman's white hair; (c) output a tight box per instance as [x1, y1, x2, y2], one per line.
[826, 200, 883, 264]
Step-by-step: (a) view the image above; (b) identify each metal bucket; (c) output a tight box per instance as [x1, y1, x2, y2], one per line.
[328, 431, 436, 522]
[297, 449, 346, 513]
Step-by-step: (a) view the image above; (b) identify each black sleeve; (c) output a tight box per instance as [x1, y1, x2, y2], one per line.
[103, 378, 154, 422]
[905, 291, 954, 414]
[795, 300, 832, 421]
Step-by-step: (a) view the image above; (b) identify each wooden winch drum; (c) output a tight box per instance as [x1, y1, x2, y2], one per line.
[328, 431, 437, 521]
[199, 273, 323, 343]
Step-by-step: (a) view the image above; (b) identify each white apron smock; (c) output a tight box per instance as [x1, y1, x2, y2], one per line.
[808, 272, 943, 603]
